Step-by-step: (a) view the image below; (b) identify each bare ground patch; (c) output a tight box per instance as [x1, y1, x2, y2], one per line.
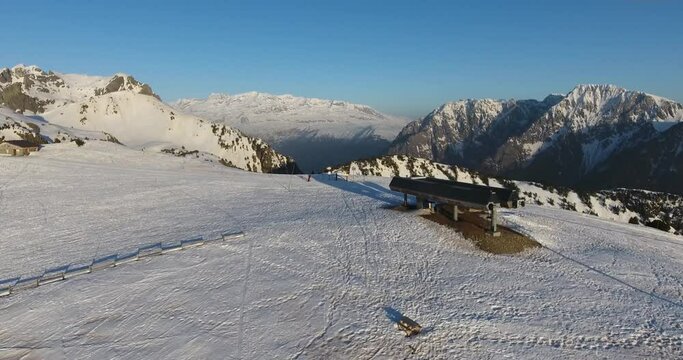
[385, 204, 540, 255]
[426, 207, 540, 254]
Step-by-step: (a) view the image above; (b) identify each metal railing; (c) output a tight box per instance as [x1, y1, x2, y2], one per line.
[0, 231, 245, 298]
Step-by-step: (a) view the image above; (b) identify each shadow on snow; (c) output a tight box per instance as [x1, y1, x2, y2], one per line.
[313, 175, 404, 205]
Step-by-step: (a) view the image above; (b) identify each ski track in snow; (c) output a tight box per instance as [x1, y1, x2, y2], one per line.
[0, 142, 682, 359]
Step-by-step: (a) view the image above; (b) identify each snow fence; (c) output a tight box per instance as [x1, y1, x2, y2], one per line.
[0, 231, 245, 298]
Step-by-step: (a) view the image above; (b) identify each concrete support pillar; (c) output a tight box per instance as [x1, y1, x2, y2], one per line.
[453, 205, 458, 221]
[489, 205, 500, 236]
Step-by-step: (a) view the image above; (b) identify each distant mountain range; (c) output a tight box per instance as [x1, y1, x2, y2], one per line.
[172, 93, 408, 172]
[0, 65, 296, 173]
[3, 64, 682, 196]
[388, 84, 683, 194]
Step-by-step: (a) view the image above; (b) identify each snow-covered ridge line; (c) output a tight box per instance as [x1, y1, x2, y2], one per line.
[333, 155, 683, 234]
[184, 91, 378, 110]
[0, 64, 161, 114]
[0, 232, 245, 298]
[172, 90, 409, 171]
[171, 90, 409, 140]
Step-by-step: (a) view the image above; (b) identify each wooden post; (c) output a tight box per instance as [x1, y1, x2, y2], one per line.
[416, 197, 424, 209]
[453, 204, 458, 221]
[403, 193, 408, 207]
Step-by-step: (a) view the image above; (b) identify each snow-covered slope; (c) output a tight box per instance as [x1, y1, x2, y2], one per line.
[389, 85, 683, 194]
[1, 106, 119, 145]
[172, 92, 409, 172]
[0, 65, 295, 173]
[42, 92, 294, 172]
[0, 144, 682, 359]
[333, 155, 683, 234]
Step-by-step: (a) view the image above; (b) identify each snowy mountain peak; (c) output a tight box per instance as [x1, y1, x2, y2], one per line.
[0, 65, 161, 114]
[566, 83, 681, 110]
[563, 84, 629, 107]
[94, 74, 160, 100]
[7, 64, 47, 77]
[552, 84, 683, 129]
[206, 92, 232, 100]
[390, 96, 558, 164]
[390, 84, 683, 194]
[413, 99, 508, 140]
[435, 98, 506, 119]
[572, 83, 622, 92]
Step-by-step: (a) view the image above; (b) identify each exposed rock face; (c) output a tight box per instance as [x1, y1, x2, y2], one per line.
[581, 122, 683, 195]
[95, 75, 161, 100]
[0, 83, 52, 113]
[0, 68, 11, 83]
[501, 85, 683, 191]
[390, 95, 562, 170]
[390, 99, 506, 161]
[389, 85, 683, 194]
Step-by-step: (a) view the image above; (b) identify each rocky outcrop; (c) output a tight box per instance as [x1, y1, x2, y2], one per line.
[95, 75, 161, 100]
[0, 68, 11, 83]
[0, 83, 52, 113]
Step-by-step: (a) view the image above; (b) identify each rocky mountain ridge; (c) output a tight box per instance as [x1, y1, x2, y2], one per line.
[0, 65, 160, 114]
[0, 65, 296, 173]
[389, 85, 683, 194]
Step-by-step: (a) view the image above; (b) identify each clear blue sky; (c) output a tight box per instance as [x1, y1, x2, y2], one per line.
[4, 0, 682, 118]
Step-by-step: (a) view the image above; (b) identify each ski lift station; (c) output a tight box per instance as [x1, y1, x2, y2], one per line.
[389, 177, 525, 236]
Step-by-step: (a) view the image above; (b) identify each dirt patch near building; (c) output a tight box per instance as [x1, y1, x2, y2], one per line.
[384, 203, 540, 254]
[420, 206, 541, 255]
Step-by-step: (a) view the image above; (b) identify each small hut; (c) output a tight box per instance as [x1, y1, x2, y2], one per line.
[0, 140, 40, 156]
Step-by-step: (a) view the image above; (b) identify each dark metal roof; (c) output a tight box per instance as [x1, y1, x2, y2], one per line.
[1, 140, 39, 148]
[389, 177, 522, 209]
[417, 177, 521, 207]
